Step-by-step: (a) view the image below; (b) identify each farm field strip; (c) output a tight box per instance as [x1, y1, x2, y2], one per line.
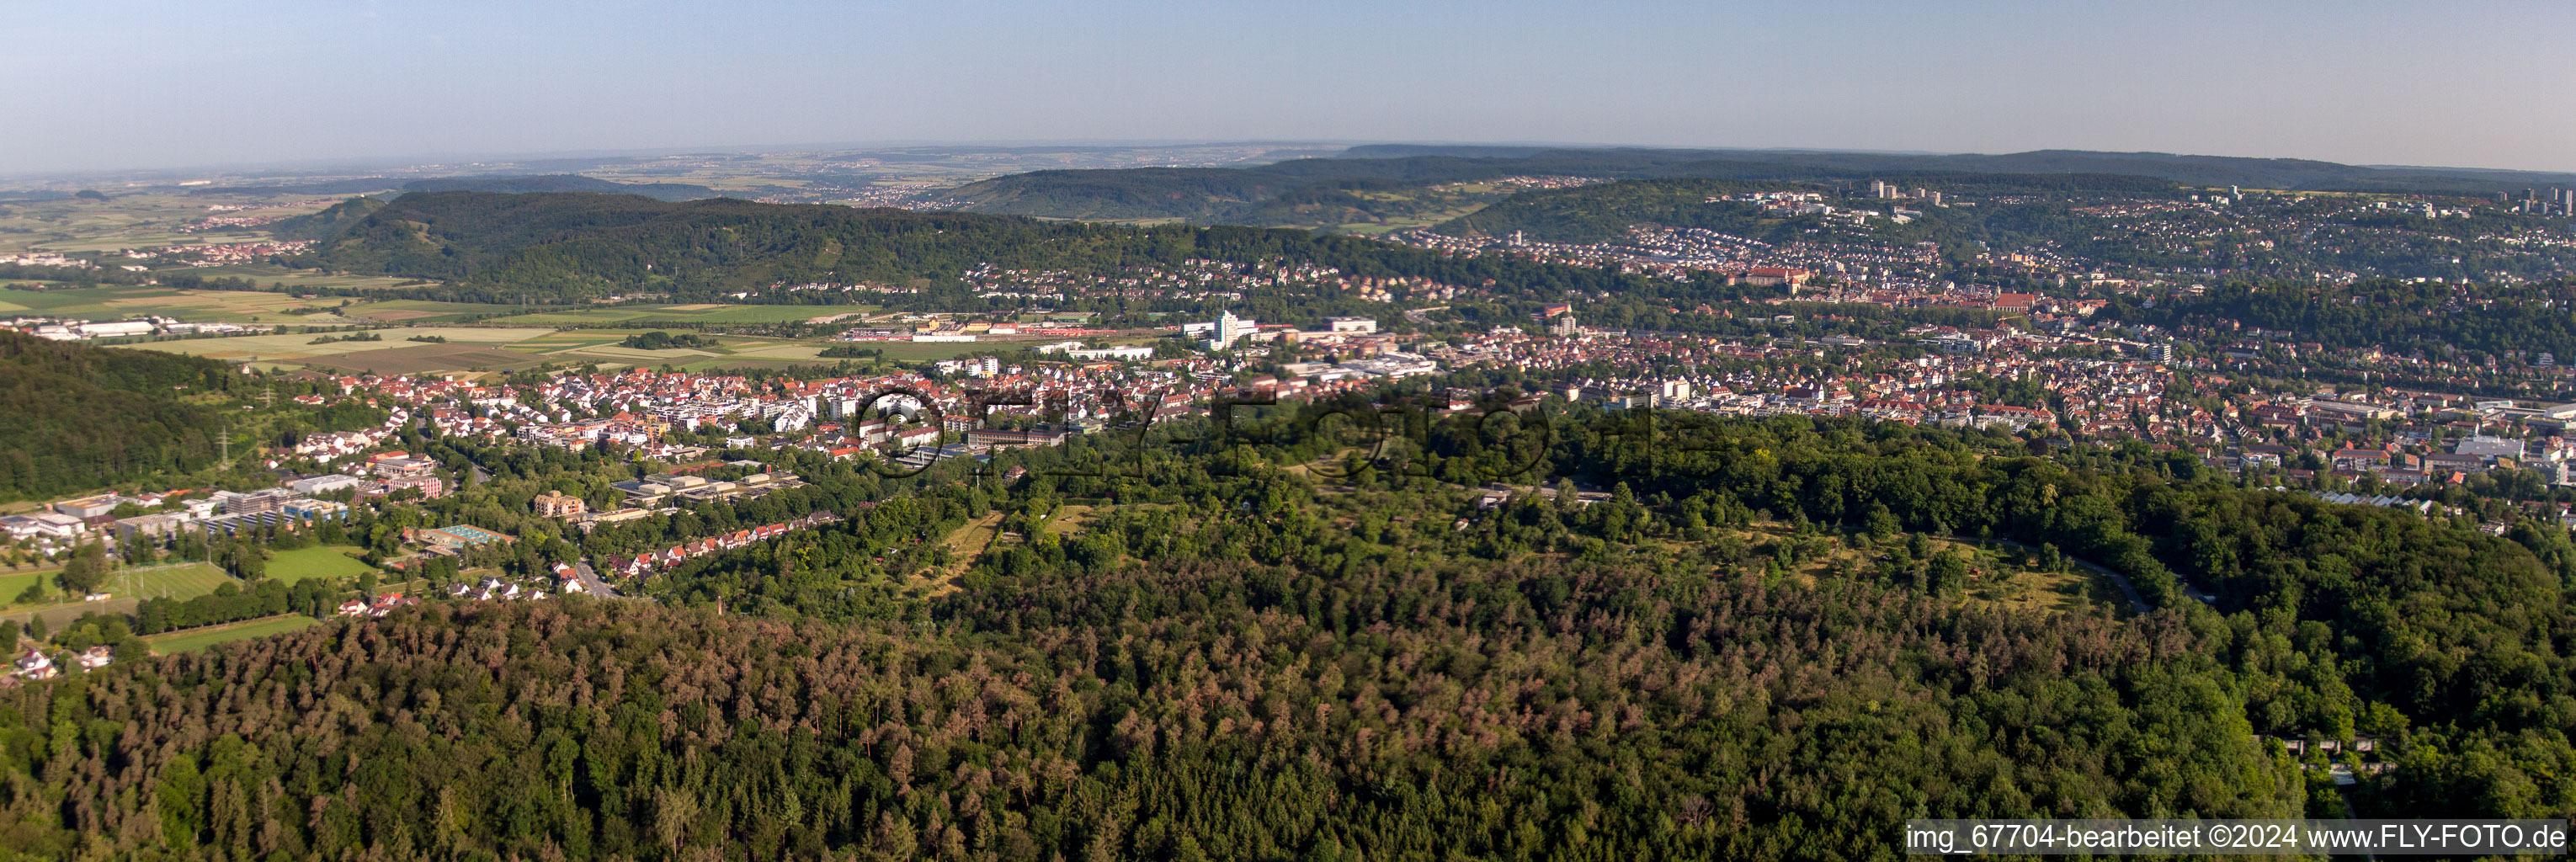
[142, 615, 322, 654]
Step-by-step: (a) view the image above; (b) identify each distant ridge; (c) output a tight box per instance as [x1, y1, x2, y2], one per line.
[197, 173, 721, 201]
[396, 173, 722, 201]
[191, 178, 402, 196]
[945, 146, 2576, 226]
[1337, 145, 2576, 191]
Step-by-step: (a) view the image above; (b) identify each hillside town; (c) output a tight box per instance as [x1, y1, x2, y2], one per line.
[19, 293, 2576, 599]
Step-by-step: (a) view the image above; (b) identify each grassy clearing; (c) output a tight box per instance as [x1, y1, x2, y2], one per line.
[1967, 551, 2132, 615]
[144, 615, 321, 654]
[1043, 503, 1097, 535]
[1653, 524, 2130, 617]
[0, 570, 58, 606]
[919, 512, 1009, 593]
[267, 545, 373, 583]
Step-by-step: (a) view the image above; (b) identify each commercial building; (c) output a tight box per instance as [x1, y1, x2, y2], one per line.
[112, 513, 190, 543]
[288, 474, 365, 496]
[52, 495, 125, 519]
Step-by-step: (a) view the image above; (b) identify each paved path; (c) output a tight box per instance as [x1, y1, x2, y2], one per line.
[571, 559, 625, 599]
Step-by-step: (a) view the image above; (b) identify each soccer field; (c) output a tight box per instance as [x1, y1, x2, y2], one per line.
[266, 545, 375, 583]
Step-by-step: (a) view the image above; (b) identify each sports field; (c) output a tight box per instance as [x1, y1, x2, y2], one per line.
[267, 545, 375, 583]
[109, 562, 240, 601]
[0, 561, 242, 629]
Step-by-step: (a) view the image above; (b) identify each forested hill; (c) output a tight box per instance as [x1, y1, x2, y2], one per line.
[288, 193, 1114, 295]
[0, 330, 237, 499]
[2, 410, 2573, 859]
[2105, 279, 2576, 359]
[276, 190, 1711, 307]
[261, 196, 386, 242]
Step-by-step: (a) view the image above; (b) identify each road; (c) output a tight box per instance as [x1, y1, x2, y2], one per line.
[571, 559, 623, 599]
[1402, 306, 1449, 325]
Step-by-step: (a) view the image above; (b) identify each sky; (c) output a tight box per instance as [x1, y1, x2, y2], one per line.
[8, 0, 2573, 175]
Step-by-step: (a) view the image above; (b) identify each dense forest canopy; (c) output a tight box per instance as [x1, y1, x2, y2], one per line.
[1, 409, 2570, 859]
[0, 331, 237, 499]
[0, 333, 390, 502]
[261, 197, 388, 242]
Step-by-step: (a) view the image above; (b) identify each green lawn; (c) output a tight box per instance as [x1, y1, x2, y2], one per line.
[267, 545, 375, 583]
[143, 615, 321, 654]
[0, 569, 59, 607]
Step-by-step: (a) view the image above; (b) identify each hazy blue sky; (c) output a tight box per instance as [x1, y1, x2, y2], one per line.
[8, 0, 2572, 174]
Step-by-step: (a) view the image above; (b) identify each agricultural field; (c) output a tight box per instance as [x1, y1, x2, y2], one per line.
[127, 326, 552, 371]
[182, 263, 428, 293]
[266, 545, 375, 583]
[0, 193, 342, 255]
[341, 298, 532, 323]
[125, 323, 886, 375]
[478, 303, 875, 327]
[862, 340, 1018, 361]
[0, 284, 372, 323]
[142, 614, 321, 654]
